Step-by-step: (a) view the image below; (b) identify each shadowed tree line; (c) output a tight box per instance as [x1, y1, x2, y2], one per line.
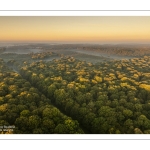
[0, 59, 84, 134]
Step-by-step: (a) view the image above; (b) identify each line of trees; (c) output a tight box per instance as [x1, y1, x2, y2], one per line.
[0, 59, 84, 134]
[80, 46, 150, 57]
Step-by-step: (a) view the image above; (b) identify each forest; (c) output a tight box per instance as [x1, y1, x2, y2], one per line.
[0, 44, 150, 134]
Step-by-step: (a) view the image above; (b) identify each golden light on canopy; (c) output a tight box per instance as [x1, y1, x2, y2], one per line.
[0, 16, 150, 43]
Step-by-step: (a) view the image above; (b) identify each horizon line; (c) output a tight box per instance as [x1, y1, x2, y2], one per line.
[0, 41, 150, 45]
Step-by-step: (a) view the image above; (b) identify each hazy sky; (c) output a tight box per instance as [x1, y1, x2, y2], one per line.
[0, 16, 150, 43]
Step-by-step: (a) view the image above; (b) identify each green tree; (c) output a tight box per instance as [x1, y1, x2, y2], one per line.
[20, 110, 30, 117]
[42, 119, 55, 133]
[15, 116, 29, 133]
[123, 109, 133, 118]
[54, 124, 67, 134]
[28, 115, 41, 130]
[135, 115, 150, 131]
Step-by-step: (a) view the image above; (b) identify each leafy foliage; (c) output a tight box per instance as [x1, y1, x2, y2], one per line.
[1, 53, 150, 134]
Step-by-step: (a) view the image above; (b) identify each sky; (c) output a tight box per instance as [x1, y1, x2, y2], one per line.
[0, 16, 150, 44]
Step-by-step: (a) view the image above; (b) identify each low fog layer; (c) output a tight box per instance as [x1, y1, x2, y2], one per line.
[3, 48, 42, 54]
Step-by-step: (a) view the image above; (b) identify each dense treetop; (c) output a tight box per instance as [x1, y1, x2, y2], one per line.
[0, 59, 83, 134]
[16, 55, 150, 134]
[0, 46, 150, 134]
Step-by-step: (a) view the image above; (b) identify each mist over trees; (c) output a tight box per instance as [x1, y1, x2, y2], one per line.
[0, 44, 150, 134]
